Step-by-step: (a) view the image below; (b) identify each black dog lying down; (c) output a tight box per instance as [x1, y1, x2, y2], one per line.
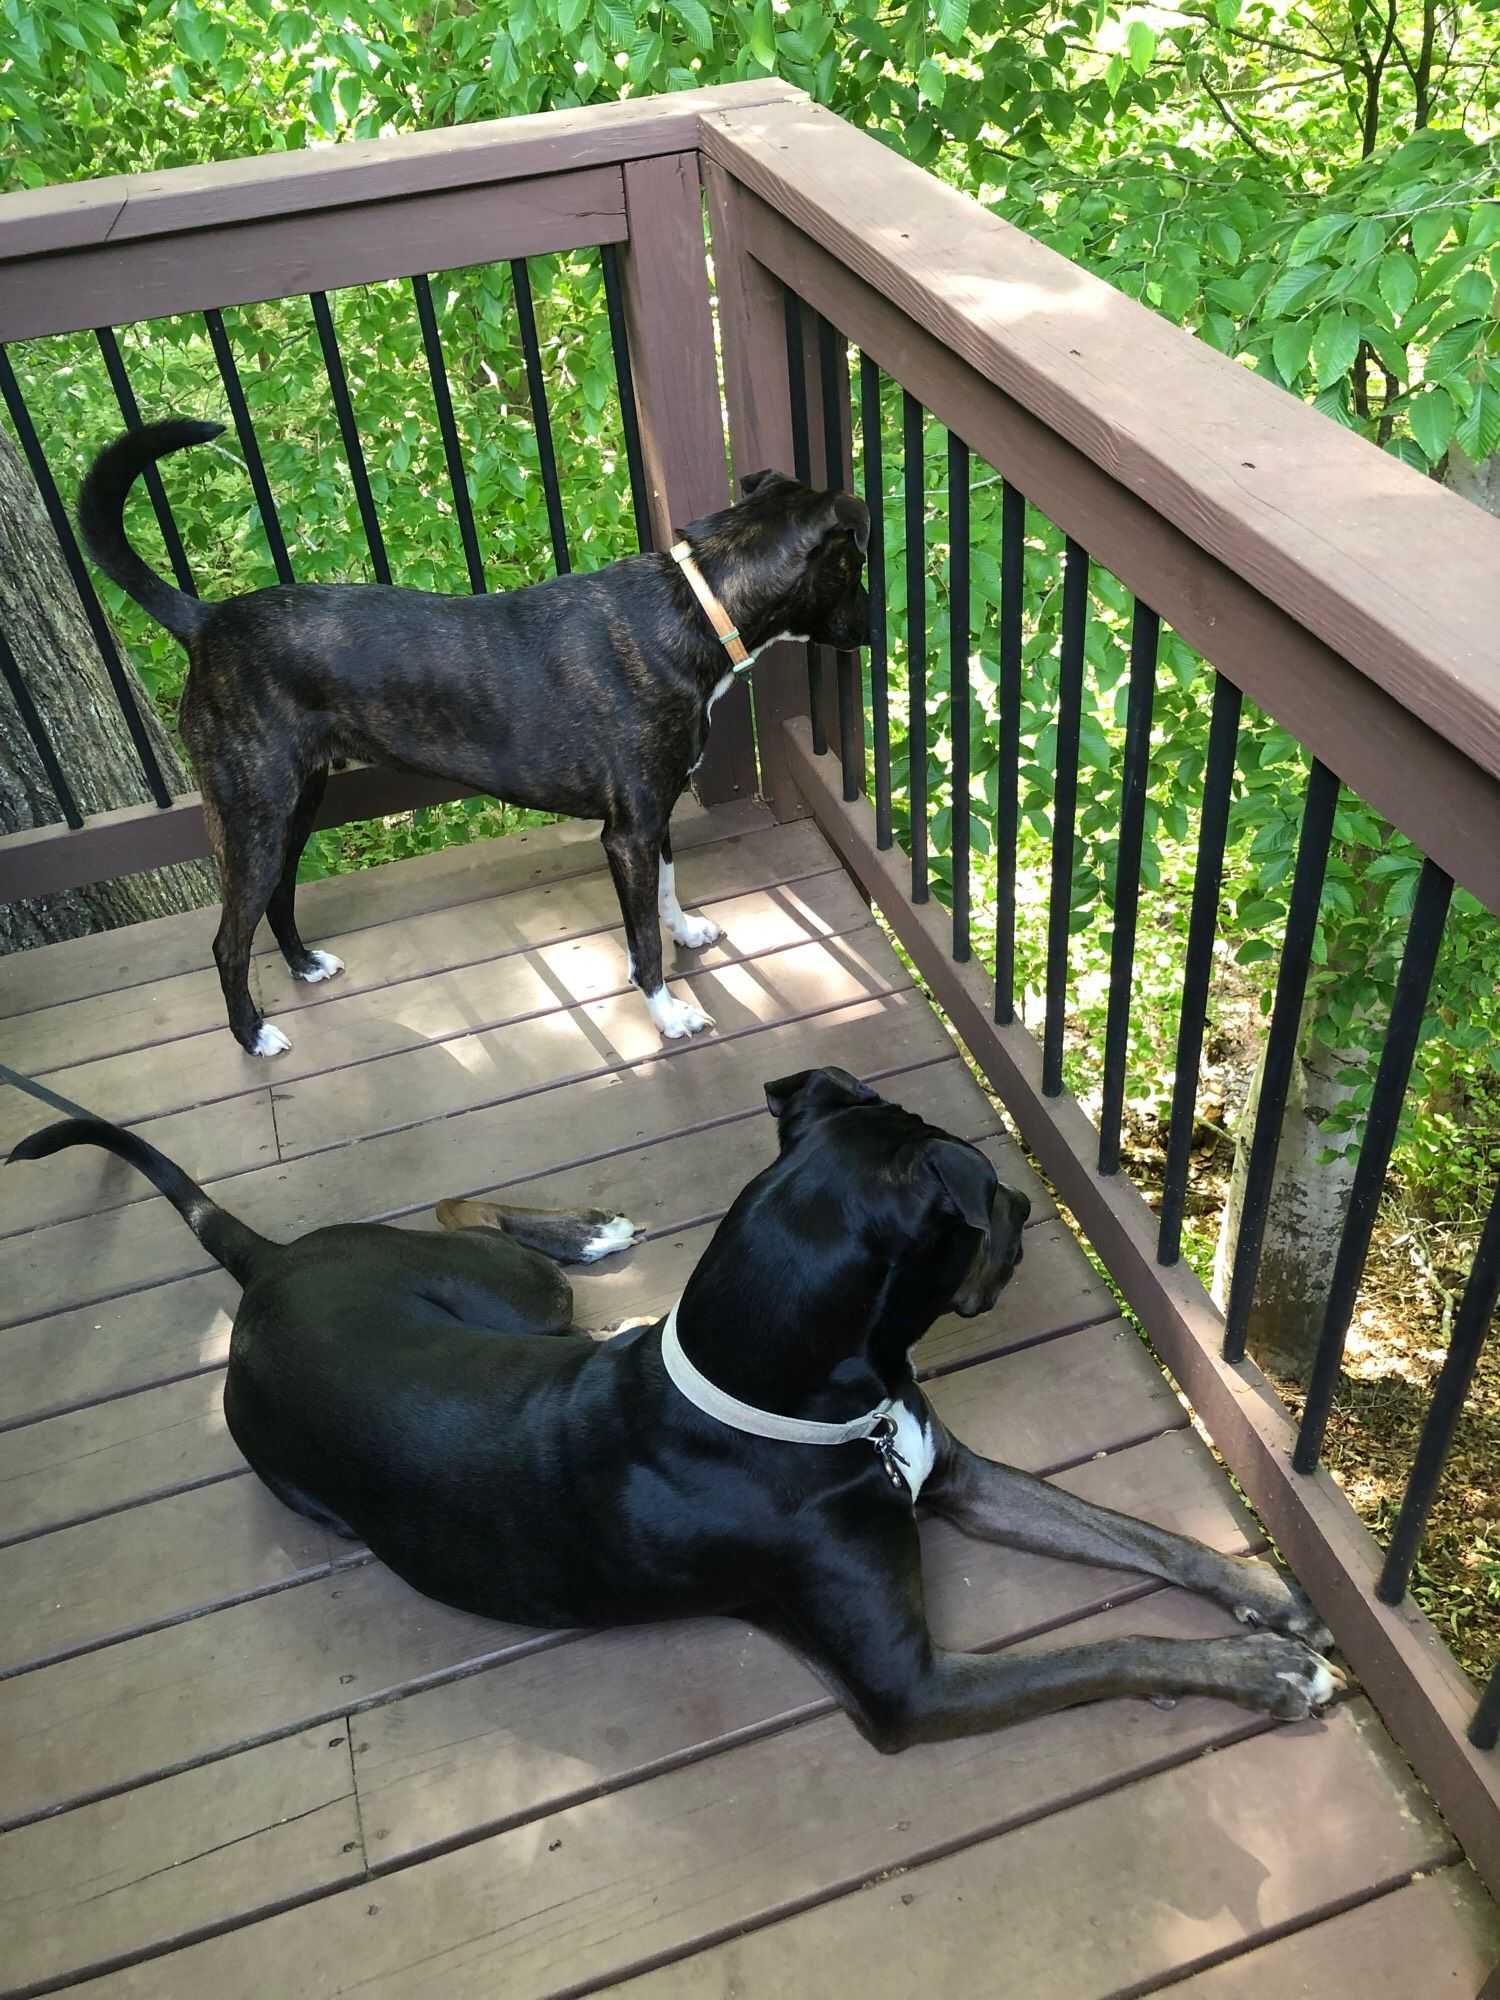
[78, 422, 870, 1058]
[12, 1069, 1340, 1747]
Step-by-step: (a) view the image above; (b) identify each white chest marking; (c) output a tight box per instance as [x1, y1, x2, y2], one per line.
[889, 1396, 936, 1499]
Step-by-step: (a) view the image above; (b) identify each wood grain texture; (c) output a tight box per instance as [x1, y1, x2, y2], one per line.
[0, 867, 862, 1189]
[786, 719, 1500, 1897]
[602, 1703, 1453, 2000]
[61, 1599, 1291, 2000]
[614, 151, 756, 808]
[0, 1057, 1000, 1429]
[0, 989, 969, 1327]
[702, 98, 1500, 789]
[1, 809, 799, 1077]
[0, 1429, 1257, 1990]
[724, 183, 1500, 911]
[0, 83, 802, 261]
[0, 1725, 363, 1995]
[0, 797, 767, 1018]
[0, 1203, 1088, 1540]
[0, 169, 629, 341]
[702, 164, 813, 821]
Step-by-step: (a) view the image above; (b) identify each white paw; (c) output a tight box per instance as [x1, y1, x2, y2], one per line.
[669, 913, 720, 950]
[1279, 1652, 1341, 1710]
[579, 1215, 640, 1261]
[647, 986, 714, 1040]
[249, 1021, 291, 1058]
[295, 949, 344, 984]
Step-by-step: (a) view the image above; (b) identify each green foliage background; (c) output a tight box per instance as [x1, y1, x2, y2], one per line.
[2, 0, 1498, 1230]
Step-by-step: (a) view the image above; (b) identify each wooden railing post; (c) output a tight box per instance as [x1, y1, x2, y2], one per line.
[703, 162, 810, 822]
[615, 151, 756, 808]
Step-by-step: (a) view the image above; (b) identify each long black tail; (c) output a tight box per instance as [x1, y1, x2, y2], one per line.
[76, 418, 225, 640]
[9, 1117, 272, 1287]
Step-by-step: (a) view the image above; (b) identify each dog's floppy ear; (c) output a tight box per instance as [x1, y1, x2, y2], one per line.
[925, 1139, 997, 1245]
[739, 469, 789, 497]
[764, 1066, 880, 1132]
[804, 491, 871, 554]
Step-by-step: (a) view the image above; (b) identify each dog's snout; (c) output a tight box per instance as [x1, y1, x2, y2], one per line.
[1008, 1185, 1031, 1227]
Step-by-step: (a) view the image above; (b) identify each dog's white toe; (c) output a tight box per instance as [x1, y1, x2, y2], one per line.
[580, 1215, 640, 1261]
[670, 914, 720, 950]
[296, 950, 344, 984]
[250, 1021, 292, 1058]
[647, 987, 714, 1039]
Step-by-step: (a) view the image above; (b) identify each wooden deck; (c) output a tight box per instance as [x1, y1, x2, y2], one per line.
[0, 799, 1495, 2000]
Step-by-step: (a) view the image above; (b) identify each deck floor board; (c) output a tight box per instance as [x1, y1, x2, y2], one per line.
[1, 805, 1494, 1997]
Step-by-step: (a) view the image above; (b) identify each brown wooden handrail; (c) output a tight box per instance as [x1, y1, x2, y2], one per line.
[701, 94, 1500, 910]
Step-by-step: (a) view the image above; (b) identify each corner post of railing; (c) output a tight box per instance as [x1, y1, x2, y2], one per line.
[614, 148, 756, 808]
[701, 156, 811, 822]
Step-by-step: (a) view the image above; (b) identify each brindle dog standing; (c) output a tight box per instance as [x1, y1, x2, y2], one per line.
[79, 421, 870, 1056]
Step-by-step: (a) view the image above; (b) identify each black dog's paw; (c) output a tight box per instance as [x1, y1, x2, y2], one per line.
[1229, 1556, 1334, 1653]
[578, 1215, 641, 1261]
[1204, 1631, 1345, 1719]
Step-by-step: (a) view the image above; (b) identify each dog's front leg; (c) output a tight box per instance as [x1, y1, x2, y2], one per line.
[657, 827, 720, 951]
[923, 1425, 1332, 1648]
[602, 820, 714, 1040]
[775, 1523, 1340, 1753]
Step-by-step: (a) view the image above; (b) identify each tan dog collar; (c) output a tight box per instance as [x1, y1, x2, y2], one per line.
[669, 541, 751, 671]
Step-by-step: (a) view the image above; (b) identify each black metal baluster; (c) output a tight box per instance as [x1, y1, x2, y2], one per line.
[903, 391, 927, 903]
[511, 258, 570, 575]
[94, 326, 198, 596]
[1473, 1661, 1500, 1751]
[309, 290, 391, 586]
[949, 430, 971, 963]
[1296, 858, 1455, 1469]
[1042, 539, 1089, 1097]
[1377, 1169, 1500, 1603]
[817, 315, 861, 798]
[0, 616, 82, 827]
[1221, 757, 1341, 1363]
[1099, 600, 1160, 1173]
[1159, 674, 1243, 1264]
[203, 307, 295, 586]
[860, 353, 891, 849]
[0, 346, 171, 807]
[782, 289, 821, 750]
[600, 243, 652, 553]
[994, 480, 1024, 1025]
[412, 275, 487, 595]
[783, 289, 811, 487]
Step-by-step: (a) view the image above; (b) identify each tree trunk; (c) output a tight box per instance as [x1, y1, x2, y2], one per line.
[0, 428, 217, 955]
[1212, 1017, 1365, 1383]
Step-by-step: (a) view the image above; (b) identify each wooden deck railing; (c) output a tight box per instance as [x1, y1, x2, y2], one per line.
[3, 83, 1499, 1894]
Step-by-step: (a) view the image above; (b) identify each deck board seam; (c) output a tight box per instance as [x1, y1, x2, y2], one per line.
[0, 1418, 1201, 1782]
[0, 859, 849, 1133]
[532, 1715, 1291, 2000]
[0, 1050, 972, 1331]
[2, 1577, 1297, 1991]
[0, 802, 776, 1027]
[0, 933, 900, 1244]
[0, 1224, 1080, 1536]
[0, 1118, 1028, 1432]
[1110, 1860, 1467, 2000]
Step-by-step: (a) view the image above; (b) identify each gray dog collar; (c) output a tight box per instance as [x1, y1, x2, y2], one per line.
[659, 1302, 917, 1495]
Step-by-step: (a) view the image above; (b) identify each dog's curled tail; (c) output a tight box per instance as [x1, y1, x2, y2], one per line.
[9, 1117, 271, 1287]
[77, 418, 225, 641]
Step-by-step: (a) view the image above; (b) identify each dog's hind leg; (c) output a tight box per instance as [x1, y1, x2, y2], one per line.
[267, 766, 343, 985]
[198, 757, 302, 1057]
[603, 816, 713, 1040]
[436, 1196, 640, 1264]
[657, 825, 720, 951]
